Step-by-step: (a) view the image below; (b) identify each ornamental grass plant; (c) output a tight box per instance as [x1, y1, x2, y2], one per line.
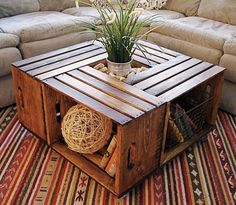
[81, 0, 156, 63]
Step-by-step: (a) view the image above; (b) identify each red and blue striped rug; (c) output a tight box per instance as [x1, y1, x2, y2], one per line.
[0, 106, 235, 204]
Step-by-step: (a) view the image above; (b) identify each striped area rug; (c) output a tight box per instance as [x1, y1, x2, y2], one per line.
[0, 106, 235, 205]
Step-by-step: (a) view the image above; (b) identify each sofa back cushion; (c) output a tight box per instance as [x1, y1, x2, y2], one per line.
[0, 0, 40, 18]
[198, 0, 236, 25]
[39, 0, 75, 11]
[163, 0, 201, 16]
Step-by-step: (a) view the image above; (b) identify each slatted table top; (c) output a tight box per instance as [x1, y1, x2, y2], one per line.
[12, 40, 225, 125]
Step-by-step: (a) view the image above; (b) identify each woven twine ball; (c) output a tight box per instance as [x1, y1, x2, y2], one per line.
[61, 104, 112, 154]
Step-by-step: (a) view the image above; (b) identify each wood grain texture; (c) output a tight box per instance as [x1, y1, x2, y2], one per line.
[11, 66, 46, 140]
[44, 78, 132, 125]
[13, 41, 94, 68]
[68, 69, 155, 112]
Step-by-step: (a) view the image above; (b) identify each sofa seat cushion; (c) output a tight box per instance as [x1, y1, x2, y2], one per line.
[0, 11, 92, 43]
[150, 17, 236, 50]
[0, 47, 22, 77]
[220, 54, 236, 84]
[140, 9, 184, 24]
[63, 7, 102, 25]
[63, 7, 184, 26]
[223, 39, 236, 56]
[0, 33, 19, 49]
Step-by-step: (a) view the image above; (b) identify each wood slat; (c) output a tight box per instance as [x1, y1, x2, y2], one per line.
[146, 62, 213, 96]
[52, 142, 116, 195]
[132, 54, 156, 66]
[137, 40, 180, 57]
[13, 41, 94, 67]
[28, 48, 106, 76]
[78, 66, 162, 107]
[22, 44, 101, 72]
[68, 69, 155, 112]
[134, 49, 166, 64]
[36, 53, 108, 80]
[156, 66, 225, 103]
[56, 74, 144, 118]
[135, 45, 176, 61]
[44, 78, 132, 125]
[134, 58, 202, 90]
[124, 55, 190, 85]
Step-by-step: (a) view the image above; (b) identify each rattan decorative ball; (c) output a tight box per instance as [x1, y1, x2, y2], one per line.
[61, 104, 112, 154]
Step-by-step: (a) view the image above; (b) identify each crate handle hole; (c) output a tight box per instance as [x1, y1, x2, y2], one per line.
[18, 87, 24, 110]
[55, 101, 61, 122]
[127, 143, 137, 169]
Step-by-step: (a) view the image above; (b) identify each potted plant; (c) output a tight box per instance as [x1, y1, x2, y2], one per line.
[81, 0, 158, 77]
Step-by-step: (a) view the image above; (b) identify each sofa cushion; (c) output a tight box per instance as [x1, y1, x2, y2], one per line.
[220, 54, 236, 84]
[150, 17, 236, 50]
[147, 32, 222, 65]
[0, 11, 92, 43]
[162, 0, 201, 16]
[0, 0, 40, 18]
[0, 33, 19, 49]
[39, 0, 75, 11]
[63, 7, 184, 26]
[223, 39, 236, 56]
[198, 0, 236, 25]
[20, 32, 96, 58]
[63, 7, 102, 25]
[0, 47, 22, 77]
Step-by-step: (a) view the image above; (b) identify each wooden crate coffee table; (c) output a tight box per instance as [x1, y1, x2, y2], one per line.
[11, 40, 225, 196]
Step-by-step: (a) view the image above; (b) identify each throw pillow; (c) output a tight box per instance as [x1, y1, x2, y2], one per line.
[136, 0, 167, 10]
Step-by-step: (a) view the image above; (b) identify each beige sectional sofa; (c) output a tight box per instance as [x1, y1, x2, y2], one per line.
[147, 0, 236, 115]
[0, 0, 96, 108]
[0, 0, 235, 115]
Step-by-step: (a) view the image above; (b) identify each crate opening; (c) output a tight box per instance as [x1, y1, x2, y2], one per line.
[165, 88, 214, 151]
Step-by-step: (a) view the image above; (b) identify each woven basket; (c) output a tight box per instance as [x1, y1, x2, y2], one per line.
[61, 104, 112, 154]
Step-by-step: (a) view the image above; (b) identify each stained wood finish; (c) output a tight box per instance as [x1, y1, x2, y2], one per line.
[52, 142, 116, 195]
[11, 66, 47, 140]
[115, 104, 166, 194]
[13, 41, 94, 68]
[12, 39, 226, 197]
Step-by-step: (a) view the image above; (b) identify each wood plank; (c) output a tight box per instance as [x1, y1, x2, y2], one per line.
[13, 41, 94, 67]
[11, 66, 47, 140]
[29, 48, 106, 76]
[146, 62, 213, 96]
[134, 58, 202, 90]
[68, 69, 155, 112]
[134, 49, 166, 64]
[52, 142, 116, 195]
[135, 45, 176, 61]
[22, 45, 101, 72]
[44, 78, 132, 125]
[132, 54, 156, 66]
[115, 105, 166, 194]
[137, 40, 180, 57]
[156, 66, 225, 103]
[82, 153, 103, 166]
[36, 53, 108, 80]
[124, 55, 190, 85]
[78, 66, 162, 107]
[56, 74, 144, 118]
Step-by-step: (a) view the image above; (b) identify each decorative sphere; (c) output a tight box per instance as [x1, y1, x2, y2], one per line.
[61, 104, 112, 153]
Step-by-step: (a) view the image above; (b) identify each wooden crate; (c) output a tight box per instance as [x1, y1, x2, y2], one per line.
[11, 39, 225, 196]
